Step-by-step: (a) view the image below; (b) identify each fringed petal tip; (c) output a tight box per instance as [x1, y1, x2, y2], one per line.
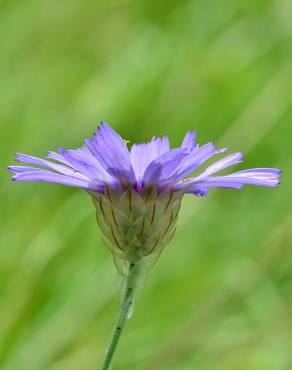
[181, 130, 197, 152]
[8, 124, 281, 197]
[86, 122, 136, 183]
[183, 166, 281, 196]
[229, 168, 281, 188]
[8, 165, 40, 175]
[15, 152, 25, 162]
[7, 165, 17, 174]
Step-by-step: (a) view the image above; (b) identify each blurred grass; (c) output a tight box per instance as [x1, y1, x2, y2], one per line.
[1, 0, 292, 369]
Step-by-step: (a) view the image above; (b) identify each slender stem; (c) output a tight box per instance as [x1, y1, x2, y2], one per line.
[99, 263, 136, 370]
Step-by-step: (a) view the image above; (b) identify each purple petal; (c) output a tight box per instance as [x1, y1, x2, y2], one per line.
[195, 152, 243, 178]
[190, 180, 245, 189]
[143, 148, 188, 185]
[183, 167, 280, 194]
[130, 136, 170, 185]
[85, 122, 135, 184]
[156, 136, 170, 156]
[228, 168, 280, 177]
[58, 146, 115, 184]
[8, 166, 46, 174]
[47, 150, 72, 166]
[7, 166, 48, 175]
[221, 168, 281, 187]
[130, 143, 149, 182]
[192, 187, 209, 196]
[15, 153, 90, 181]
[11, 169, 101, 190]
[175, 143, 227, 180]
[181, 130, 197, 152]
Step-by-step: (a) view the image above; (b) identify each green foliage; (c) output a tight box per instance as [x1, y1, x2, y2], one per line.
[1, 0, 291, 369]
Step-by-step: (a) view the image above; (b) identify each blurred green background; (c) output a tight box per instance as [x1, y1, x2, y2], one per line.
[1, 0, 291, 369]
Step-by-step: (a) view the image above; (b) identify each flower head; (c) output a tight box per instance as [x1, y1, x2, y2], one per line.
[8, 123, 280, 267]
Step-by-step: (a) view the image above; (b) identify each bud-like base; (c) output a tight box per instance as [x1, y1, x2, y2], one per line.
[92, 184, 183, 269]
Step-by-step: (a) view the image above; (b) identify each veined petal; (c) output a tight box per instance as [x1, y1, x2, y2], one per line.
[9, 124, 281, 198]
[47, 151, 72, 166]
[190, 180, 245, 189]
[58, 146, 115, 184]
[195, 152, 243, 179]
[8, 165, 46, 174]
[227, 168, 281, 177]
[156, 136, 170, 156]
[175, 143, 227, 180]
[130, 143, 148, 181]
[11, 169, 101, 190]
[143, 148, 188, 185]
[85, 122, 135, 184]
[130, 136, 170, 184]
[181, 130, 197, 152]
[15, 153, 90, 181]
[182, 167, 280, 194]
[222, 168, 281, 187]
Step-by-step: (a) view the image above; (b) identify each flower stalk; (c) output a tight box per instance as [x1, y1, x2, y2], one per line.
[99, 262, 138, 370]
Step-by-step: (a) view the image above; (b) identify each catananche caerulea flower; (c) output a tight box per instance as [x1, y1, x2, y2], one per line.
[8, 123, 280, 269]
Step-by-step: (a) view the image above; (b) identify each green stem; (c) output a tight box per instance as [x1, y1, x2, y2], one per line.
[99, 263, 137, 370]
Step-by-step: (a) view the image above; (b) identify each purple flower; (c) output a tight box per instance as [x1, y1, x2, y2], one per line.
[8, 122, 281, 266]
[8, 122, 280, 195]
[8, 122, 281, 370]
